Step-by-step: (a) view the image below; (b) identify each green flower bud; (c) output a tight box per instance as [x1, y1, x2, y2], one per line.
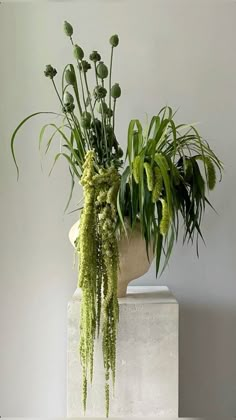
[74, 44, 84, 61]
[109, 34, 119, 47]
[44, 64, 57, 79]
[97, 62, 108, 79]
[80, 111, 91, 128]
[64, 21, 73, 37]
[64, 91, 74, 104]
[89, 50, 101, 62]
[97, 101, 108, 114]
[111, 83, 121, 99]
[93, 85, 107, 100]
[65, 69, 76, 85]
[79, 60, 91, 73]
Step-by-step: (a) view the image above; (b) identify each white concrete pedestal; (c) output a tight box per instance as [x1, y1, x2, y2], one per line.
[67, 286, 179, 417]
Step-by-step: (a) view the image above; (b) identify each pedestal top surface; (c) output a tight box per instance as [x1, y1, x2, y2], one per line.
[120, 285, 178, 304]
[71, 286, 178, 304]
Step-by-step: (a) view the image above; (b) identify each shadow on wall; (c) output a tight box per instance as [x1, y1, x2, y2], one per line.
[179, 302, 236, 417]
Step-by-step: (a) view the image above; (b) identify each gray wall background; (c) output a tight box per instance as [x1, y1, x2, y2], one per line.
[0, 0, 235, 417]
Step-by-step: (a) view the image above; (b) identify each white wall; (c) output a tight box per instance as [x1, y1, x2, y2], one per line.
[0, 0, 236, 417]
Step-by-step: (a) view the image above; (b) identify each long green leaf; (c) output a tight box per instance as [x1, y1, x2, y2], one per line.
[11, 111, 60, 178]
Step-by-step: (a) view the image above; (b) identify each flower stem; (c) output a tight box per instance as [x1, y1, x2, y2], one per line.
[70, 37, 87, 112]
[83, 72, 99, 144]
[52, 79, 73, 131]
[101, 79, 108, 160]
[112, 99, 116, 132]
[109, 46, 114, 125]
[94, 62, 99, 86]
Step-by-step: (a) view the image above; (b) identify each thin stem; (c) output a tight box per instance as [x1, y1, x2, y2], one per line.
[52, 79, 64, 109]
[52, 79, 73, 131]
[101, 79, 108, 160]
[109, 46, 114, 125]
[94, 62, 99, 86]
[72, 83, 83, 116]
[83, 72, 99, 143]
[69, 37, 87, 112]
[112, 99, 116, 132]
[71, 112, 88, 153]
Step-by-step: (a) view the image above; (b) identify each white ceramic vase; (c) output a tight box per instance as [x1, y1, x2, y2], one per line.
[69, 220, 154, 297]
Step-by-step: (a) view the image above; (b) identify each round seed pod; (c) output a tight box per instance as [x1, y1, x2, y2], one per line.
[109, 34, 119, 47]
[74, 44, 84, 60]
[89, 50, 101, 62]
[65, 69, 76, 85]
[80, 112, 91, 129]
[93, 85, 107, 99]
[97, 62, 108, 79]
[64, 21, 73, 37]
[64, 91, 74, 105]
[111, 83, 121, 99]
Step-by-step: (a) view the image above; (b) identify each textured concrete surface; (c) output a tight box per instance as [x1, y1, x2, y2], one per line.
[67, 286, 179, 417]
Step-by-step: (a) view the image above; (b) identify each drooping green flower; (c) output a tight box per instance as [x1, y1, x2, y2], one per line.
[132, 155, 141, 184]
[152, 167, 163, 202]
[205, 157, 216, 190]
[64, 21, 73, 37]
[77, 151, 120, 417]
[160, 199, 170, 235]
[144, 162, 154, 191]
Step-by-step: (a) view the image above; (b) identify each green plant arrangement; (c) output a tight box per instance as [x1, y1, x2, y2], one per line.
[11, 21, 223, 417]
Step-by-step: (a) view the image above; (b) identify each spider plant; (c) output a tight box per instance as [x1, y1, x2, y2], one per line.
[118, 106, 223, 275]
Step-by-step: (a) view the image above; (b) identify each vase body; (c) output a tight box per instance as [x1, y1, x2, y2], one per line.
[69, 220, 154, 297]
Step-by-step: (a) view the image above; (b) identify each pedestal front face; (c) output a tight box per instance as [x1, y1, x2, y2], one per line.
[67, 286, 179, 417]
